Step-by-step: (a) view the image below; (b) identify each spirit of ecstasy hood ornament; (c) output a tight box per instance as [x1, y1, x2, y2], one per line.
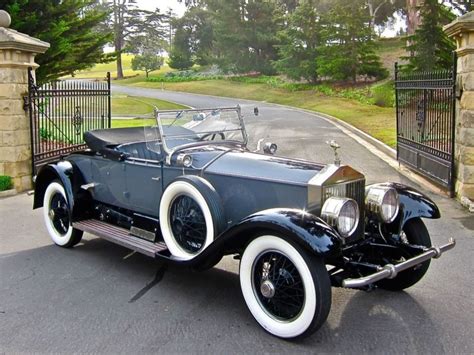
[326, 140, 341, 166]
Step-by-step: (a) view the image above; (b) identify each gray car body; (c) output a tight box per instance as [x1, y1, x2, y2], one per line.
[68, 144, 324, 227]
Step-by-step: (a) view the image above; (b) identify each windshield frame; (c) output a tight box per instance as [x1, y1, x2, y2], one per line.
[153, 105, 248, 158]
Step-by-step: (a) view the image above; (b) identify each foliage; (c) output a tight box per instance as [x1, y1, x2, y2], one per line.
[147, 70, 223, 82]
[168, 16, 194, 70]
[99, 0, 167, 79]
[0, 176, 13, 192]
[169, 6, 214, 68]
[316, 0, 388, 82]
[403, 0, 456, 72]
[370, 81, 394, 107]
[273, 0, 320, 83]
[210, 0, 282, 75]
[131, 54, 163, 78]
[39, 127, 53, 140]
[5, 0, 113, 84]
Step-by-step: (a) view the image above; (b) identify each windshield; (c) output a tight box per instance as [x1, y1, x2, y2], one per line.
[155, 106, 248, 154]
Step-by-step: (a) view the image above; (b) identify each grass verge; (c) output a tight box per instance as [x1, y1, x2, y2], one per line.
[112, 94, 188, 116]
[118, 77, 396, 147]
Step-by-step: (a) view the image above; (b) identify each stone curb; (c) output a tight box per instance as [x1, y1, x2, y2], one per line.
[0, 188, 17, 198]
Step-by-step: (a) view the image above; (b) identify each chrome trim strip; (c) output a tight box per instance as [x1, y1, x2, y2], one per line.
[342, 238, 456, 288]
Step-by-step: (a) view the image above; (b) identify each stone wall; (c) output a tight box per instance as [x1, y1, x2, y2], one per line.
[444, 12, 474, 201]
[0, 10, 49, 192]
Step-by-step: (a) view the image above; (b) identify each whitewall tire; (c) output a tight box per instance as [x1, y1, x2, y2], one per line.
[159, 176, 224, 260]
[43, 181, 83, 248]
[240, 235, 331, 339]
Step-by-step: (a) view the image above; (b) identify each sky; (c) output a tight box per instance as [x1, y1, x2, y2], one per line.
[135, 0, 186, 16]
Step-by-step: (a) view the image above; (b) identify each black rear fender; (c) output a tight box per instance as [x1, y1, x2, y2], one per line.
[188, 208, 343, 270]
[33, 161, 90, 221]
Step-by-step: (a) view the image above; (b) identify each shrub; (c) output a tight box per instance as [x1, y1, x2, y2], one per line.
[371, 81, 395, 107]
[39, 127, 53, 140]
[0, 176, 13, 191]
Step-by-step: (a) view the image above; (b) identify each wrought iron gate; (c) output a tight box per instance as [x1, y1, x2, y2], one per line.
[27, 69, 111, 175]
[395, 57, 457, 195]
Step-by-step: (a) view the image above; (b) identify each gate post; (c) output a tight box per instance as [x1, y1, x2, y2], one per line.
[0, 10, 49, 192]
[444, 12, 474, 203]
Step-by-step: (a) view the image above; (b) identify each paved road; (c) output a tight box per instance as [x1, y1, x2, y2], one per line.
[1, 86, 473, 353]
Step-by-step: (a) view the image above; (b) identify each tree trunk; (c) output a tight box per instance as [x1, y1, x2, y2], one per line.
[116, 52, 124, 79]
[406, 0, 421, 36]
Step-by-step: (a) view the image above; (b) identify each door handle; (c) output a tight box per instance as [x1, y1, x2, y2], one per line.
[151, 177, 161, 181]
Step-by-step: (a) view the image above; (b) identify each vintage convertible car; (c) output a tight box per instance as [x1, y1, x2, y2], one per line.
[33, 105, 455, 339]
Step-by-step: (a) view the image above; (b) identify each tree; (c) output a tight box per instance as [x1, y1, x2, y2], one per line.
[102, 0, 166, 79]
[404, 0, 456, 72]
[274, 0, 321, 83]
[131, 54, 163, 78]
[5, 0, 112, 83]
[168, 15, 194, 70]
[211, 0, 282, 74]
[317, 0, 388, 82]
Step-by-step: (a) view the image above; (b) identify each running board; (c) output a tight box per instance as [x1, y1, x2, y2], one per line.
[73, 219, 167, 258]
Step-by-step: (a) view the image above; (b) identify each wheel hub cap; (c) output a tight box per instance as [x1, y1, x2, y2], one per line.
[260, 280, 275, 299]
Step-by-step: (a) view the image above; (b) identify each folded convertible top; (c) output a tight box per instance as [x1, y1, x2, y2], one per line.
[83, 126, 194, 152]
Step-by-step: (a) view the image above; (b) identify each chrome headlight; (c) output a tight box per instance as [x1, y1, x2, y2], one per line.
[365, 186, 399, 223]
[321, 197, 359, 238]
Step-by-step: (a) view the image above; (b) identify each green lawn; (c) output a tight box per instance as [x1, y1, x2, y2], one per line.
[118, 77, 397, 147]
[72, 54, 173, 79]
[112, 94, 188, 116]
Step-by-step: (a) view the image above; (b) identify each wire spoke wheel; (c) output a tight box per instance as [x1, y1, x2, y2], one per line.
[49, 192, 70, 236]
[42, 180, 83, 248]
[240, 235, 331, 339]
[252, 251, 305, 321]
[170, 195, 207, 253]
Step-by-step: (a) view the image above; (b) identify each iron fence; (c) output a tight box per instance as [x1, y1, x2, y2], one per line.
[27, 69, 111, 174]
[395, 56, 456, 195]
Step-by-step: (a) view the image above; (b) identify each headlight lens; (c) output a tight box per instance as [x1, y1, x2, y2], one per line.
[365, 186, 399, 223]
[321, 197, 359, 238]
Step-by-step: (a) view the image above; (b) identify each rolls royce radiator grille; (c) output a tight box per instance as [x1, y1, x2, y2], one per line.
[322, 179, 366, 239]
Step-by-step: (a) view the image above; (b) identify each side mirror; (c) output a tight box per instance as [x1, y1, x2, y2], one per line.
[263, 142, 277, 155]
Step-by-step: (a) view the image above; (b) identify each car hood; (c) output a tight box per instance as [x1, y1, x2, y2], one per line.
[203, 150, 325, 186]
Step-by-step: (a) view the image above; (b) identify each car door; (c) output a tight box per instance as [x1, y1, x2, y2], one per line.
[90, 156, 129, 209]
[122, 141, 163, 217]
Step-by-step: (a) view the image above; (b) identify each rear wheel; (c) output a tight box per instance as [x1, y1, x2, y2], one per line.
[43, 180, 83, 248]
[240, 235, 331, 339]
[377, 218, 432, 291]
[159, 176, 225, 260]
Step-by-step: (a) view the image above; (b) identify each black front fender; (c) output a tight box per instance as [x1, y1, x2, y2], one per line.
[188, 208, 343, 270]
[370, 182, 440, 233]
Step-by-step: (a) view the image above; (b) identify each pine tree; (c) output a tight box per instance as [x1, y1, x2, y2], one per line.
[316, 0, 388, 82]
[5, 0, 112, 83]
[273, 0, 320, 83]
[404, 0, 456, 72]
[211, 0, 281, 74]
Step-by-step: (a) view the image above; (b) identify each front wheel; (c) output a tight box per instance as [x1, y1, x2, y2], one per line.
[377, 218, 432, 291]
[43, 180, 83, 248]
[239, 235, 331, 339]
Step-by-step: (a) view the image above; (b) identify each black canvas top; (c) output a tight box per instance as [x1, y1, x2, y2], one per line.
[83, 126, 195, 152]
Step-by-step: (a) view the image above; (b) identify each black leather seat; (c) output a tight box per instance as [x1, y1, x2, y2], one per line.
[117, 141, 162, 161]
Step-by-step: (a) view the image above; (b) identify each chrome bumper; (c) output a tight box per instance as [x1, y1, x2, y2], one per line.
[342, 238, 456, 288]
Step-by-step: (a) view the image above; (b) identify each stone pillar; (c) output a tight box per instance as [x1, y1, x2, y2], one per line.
[444, 12, 474, 203]
[0, 10, 49, 192]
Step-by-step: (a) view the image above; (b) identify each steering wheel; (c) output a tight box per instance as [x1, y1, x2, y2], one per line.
[199, 132, 225, 141]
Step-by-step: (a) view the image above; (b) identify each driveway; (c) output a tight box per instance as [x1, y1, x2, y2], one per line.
[0, 86, 472, 353]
